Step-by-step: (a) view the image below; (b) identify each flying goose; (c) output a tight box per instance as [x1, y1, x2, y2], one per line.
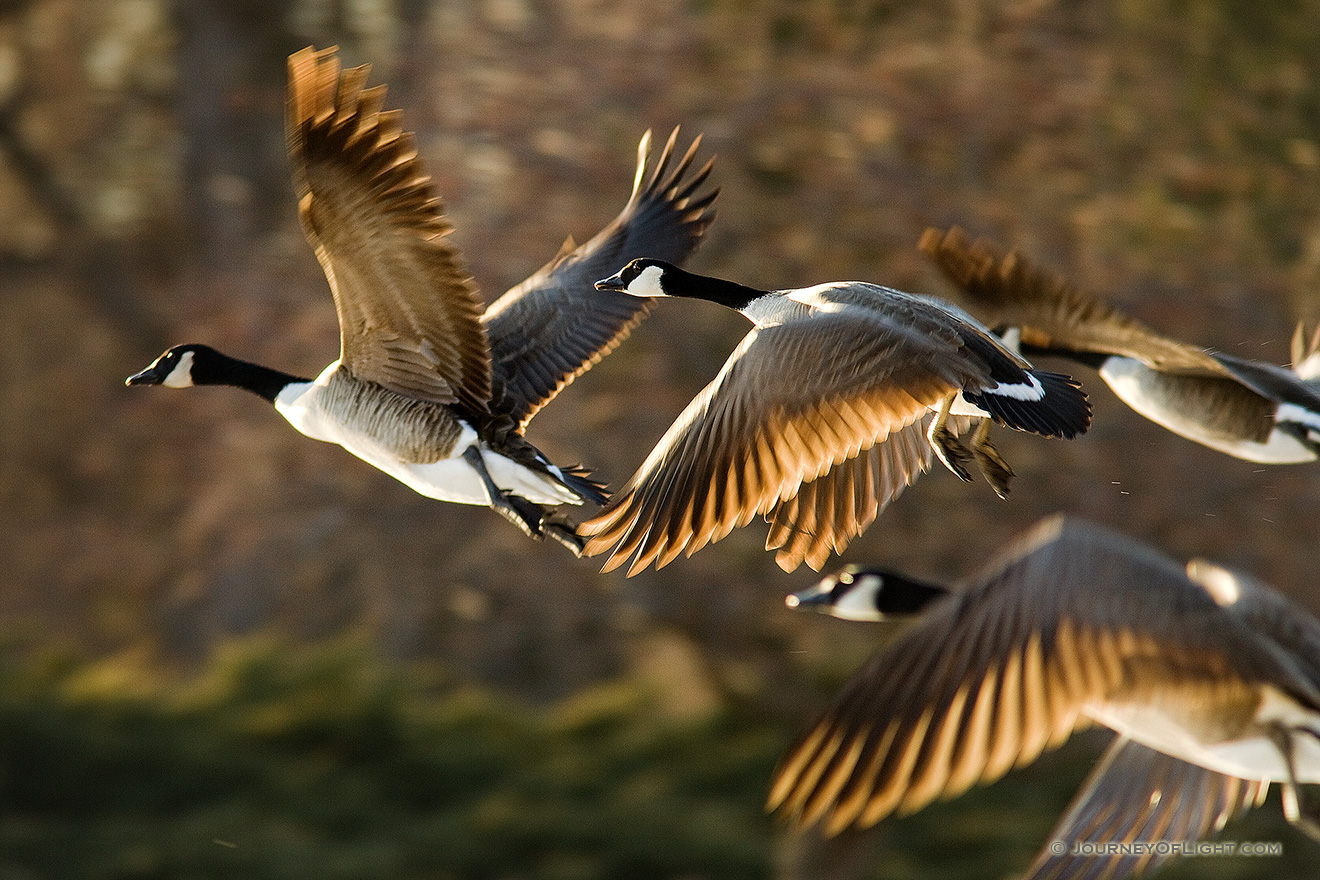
[921, 225, 1320, 463]
[787, 562, 1272, 880]
[581, 260, 1091, 574]
[769, 516, 1320, 854]
[126, 47, 717, 554]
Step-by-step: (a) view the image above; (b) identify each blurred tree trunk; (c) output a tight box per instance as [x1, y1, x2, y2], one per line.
[172, 0, 290, 272]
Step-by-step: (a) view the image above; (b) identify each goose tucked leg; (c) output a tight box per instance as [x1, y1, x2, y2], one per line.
[1269, 722, 1320, 841]
[928, 394, 973, 482]
[969, 419, 1014, 500]
[461, 446, 585, 555]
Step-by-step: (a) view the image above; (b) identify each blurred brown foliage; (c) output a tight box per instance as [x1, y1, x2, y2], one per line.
[3, 0, 1320, 777]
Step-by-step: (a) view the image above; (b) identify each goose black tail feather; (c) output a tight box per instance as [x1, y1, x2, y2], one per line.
[559, 465, 610, 506]
[964, 370, 1091, 439]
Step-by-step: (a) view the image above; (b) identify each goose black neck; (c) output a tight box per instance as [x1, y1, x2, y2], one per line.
[197, 350, 308, 402]
[663, 265, 767, 312]
[1019, 343, 1111, 371]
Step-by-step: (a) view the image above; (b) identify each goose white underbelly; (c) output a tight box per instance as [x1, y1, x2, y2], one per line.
[1099, 357, 1316, 463]
[274, 368, 579, 506]
[1086, 690, 1320, 784]
[382, 448, 581, 506]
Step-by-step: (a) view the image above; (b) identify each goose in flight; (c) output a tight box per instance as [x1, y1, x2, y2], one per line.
[788, 562, 1273, 880]
[581, 259, 1090, 574]
[127, 47, 717, 554]
[921, 225, 1320, 463]
[770, 516, 1320, 859]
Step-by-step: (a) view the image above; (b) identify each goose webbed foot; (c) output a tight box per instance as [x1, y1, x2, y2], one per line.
[971, 421, 1014, 500]
[536, 509, 588, 557]
[928, 395, 973, 483]
[462, 446, 586, 556]
[502, 491, 586, 556]
[930, 424, 974, 483]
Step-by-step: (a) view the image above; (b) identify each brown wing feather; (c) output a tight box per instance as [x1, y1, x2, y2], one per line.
[581, 313, 986, 575]
[1025, 737, 1268, 880]
[919, 226, 1228, 375]
[764, 419, 932, 571]
[768, 517, 1275, 836]
[287, 46, 491, 412]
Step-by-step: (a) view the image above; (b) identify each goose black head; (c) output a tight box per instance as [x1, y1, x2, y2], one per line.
[595, 258, 677, 298]
[126, 344, 218, 388]
[126, 344, 301, 402]
[786, 565, 950, 622]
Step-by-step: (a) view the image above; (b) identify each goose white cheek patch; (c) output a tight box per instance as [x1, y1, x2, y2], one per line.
[162, 351, 196, 388]
[625, 264, 668, 298]
[1186, 559, 1242, 607]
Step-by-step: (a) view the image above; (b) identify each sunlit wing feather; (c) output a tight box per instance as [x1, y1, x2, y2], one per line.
[764, 419, 932, 571]
[1024, 736, 1268, 880]
[919, 226, 1227, 375]
[287, 46, 491, 413]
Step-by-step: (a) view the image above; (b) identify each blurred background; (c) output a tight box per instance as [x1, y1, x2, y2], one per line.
[3, 0, 1320, 877]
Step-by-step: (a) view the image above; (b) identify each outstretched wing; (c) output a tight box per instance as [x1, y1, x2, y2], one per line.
[1024, 736, 1267, 880]
[483, 128, 718, 427]
[287, 46, 491, 413]
[920, 226, 1227, 375]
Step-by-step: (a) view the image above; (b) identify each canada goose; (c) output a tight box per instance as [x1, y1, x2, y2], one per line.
[581, 260, 1091, 574]
[126, 47, 717, 554]
[921, 225, 1320, 463]
[769, 515, 1320, 851]
[787, 561, 1273, 880]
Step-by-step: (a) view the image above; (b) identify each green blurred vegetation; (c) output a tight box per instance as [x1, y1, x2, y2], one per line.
[0, 637, 781, 879]
[0, 637, 1313, 879]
